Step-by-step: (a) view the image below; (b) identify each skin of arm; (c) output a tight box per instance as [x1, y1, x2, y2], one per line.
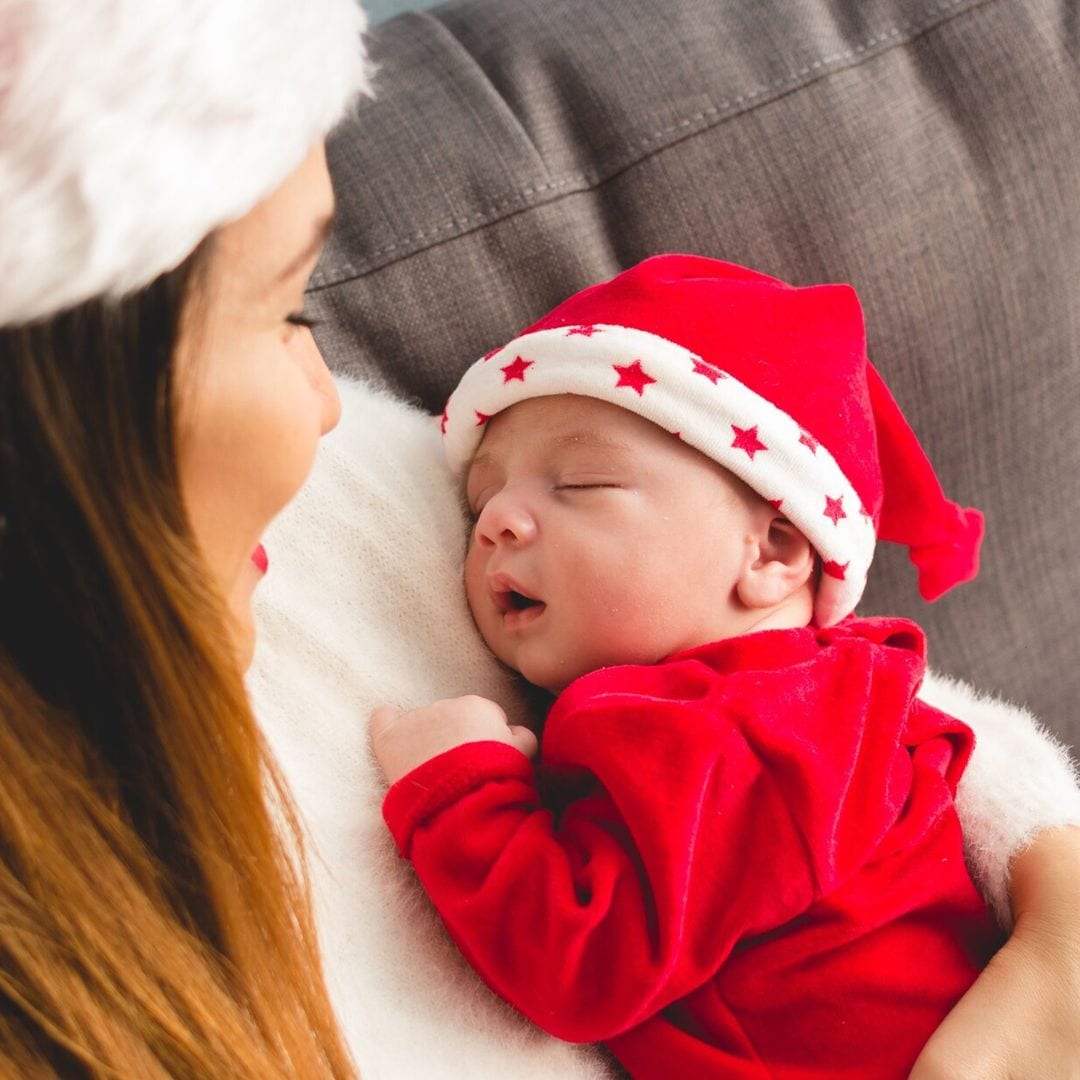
[909, 825, 1080, 1079]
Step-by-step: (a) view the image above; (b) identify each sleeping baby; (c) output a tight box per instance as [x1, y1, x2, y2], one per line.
[369, 255, 1018, 1078]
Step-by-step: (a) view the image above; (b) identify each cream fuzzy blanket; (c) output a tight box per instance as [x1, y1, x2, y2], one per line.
[248, 377, 1080, 1079]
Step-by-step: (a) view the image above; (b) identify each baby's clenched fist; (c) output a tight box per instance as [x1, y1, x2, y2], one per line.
[370, 695, 538, 785]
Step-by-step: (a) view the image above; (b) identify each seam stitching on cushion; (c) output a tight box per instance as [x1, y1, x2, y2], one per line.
[309, 0, 990, 288]
[421, 10, 551, 174]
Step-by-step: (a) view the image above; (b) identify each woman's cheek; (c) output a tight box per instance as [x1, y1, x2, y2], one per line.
[241, 372, 327, 515]
[257, 415, 322, 514]
[181, 395, 319, 586]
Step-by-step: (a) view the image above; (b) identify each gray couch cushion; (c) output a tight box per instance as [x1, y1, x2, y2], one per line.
[309, 0, 1080, 747]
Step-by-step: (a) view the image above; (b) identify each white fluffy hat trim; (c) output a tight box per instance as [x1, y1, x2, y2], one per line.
[0, 0, 373, 326]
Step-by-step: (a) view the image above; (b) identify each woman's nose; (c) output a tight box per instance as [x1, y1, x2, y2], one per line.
[474, 491, 537, 547]
[298, 331, 342, 435]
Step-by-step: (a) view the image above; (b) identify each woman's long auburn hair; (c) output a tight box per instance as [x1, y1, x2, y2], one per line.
[0, 247, 356, 1077]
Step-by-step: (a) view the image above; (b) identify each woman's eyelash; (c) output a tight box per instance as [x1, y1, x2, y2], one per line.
[286, 311, 320, 329]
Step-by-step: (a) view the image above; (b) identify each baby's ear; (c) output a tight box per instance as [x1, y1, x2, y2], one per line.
[736, 512, 816, 610]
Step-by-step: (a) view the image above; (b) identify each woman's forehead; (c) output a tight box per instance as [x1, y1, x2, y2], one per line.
[202, 143, 334, 308]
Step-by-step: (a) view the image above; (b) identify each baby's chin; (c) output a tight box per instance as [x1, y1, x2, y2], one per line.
[517, 639, 703, 693]
[514, 654, 593, 696]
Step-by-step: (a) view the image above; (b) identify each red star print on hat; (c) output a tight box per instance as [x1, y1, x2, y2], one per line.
[441, 254, 983, 626]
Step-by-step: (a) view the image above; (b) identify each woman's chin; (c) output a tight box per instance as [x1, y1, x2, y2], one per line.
[236, 619, 257, 672]
[228, 568, 262, 671]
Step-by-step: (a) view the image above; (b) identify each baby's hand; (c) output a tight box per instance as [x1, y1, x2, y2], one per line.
[370, 695, 539, 785]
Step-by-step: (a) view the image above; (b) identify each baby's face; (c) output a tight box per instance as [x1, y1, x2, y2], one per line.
[464, 395, 762, 692]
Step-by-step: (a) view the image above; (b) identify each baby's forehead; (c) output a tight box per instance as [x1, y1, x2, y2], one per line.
[476, 394, 662, 455]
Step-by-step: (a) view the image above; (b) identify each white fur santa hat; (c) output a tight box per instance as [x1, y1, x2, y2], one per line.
[443, 254, 984, 627]
[0, 0, 372, 327]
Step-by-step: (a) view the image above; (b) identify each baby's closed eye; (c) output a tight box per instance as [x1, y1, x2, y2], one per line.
[555, 482, 621, 490]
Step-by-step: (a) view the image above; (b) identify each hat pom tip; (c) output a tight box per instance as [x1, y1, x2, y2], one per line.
[911, 506, 985, 602]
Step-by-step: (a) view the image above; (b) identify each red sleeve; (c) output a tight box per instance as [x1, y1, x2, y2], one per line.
[382, 642, 925, 1042]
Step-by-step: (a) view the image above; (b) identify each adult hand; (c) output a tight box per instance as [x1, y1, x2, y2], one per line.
[909, 826, 1080, 1079]
[371, 695, 538, 786]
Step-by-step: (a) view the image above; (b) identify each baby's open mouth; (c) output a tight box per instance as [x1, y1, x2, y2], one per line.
[492, 580, 546, 620]
[489, 574, 545, 619]
[508, 590, 542, 611]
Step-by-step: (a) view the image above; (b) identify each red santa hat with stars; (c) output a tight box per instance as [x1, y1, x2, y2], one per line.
[441, 254, 984, 626]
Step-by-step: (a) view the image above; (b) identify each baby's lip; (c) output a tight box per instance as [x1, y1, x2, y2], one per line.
[488, 571, 544, 615]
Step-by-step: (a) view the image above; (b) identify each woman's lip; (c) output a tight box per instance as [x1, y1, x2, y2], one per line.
[251, 543, 269, 575]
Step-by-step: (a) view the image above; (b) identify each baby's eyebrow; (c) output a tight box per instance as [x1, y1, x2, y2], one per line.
[467, 451, 498, 484]
[466, 429, 634, 494]
[547, 431, 634, 455]
[469, 432, 632, 479]
[464, 453, 498, 503]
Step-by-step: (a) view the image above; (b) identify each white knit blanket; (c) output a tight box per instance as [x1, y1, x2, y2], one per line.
[248, 377, 1080, 1079]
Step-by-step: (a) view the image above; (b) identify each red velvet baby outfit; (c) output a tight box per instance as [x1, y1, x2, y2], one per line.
[384, 617, 1002, 1079]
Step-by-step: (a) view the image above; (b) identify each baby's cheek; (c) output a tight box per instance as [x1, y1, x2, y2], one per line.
[463, 549, 487, 615]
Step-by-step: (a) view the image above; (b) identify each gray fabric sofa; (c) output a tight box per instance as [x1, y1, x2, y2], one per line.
[310, 0, 1080, 749]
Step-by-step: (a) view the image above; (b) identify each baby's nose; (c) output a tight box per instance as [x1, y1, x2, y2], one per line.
[475, 492, 538, 547]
